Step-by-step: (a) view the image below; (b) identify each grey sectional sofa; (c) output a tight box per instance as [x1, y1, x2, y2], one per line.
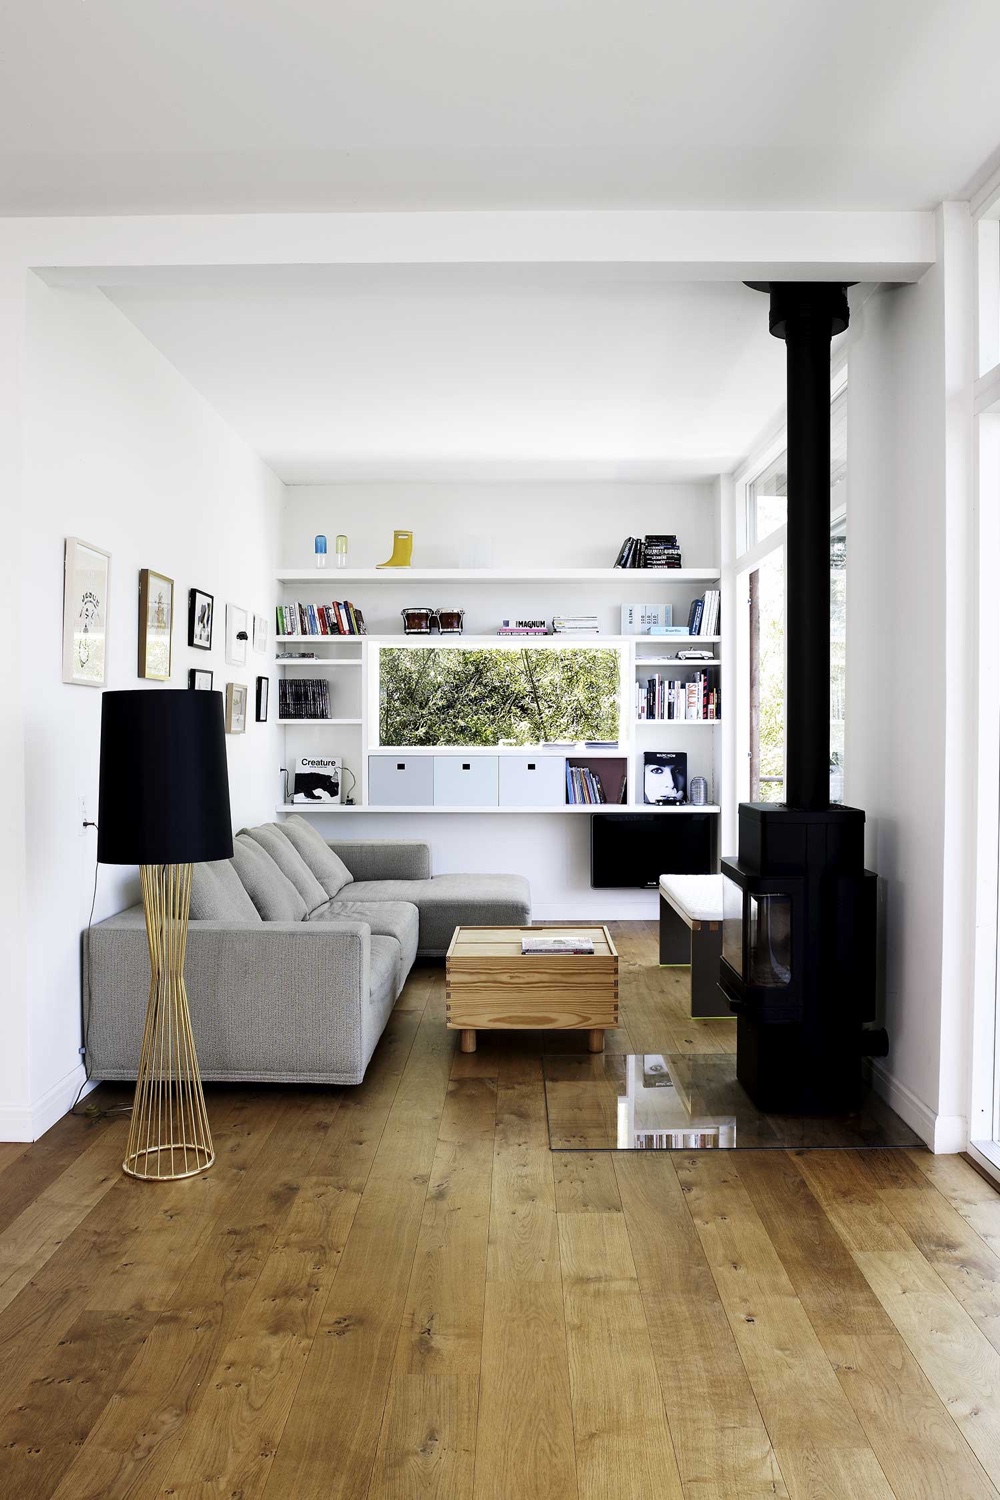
[85, 815, 530, 1086]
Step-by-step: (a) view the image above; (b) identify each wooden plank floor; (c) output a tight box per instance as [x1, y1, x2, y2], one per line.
[1, 921, 999, 1499]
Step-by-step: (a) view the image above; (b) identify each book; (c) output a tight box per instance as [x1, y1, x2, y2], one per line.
[520, 936, 595, 955]
[278, 678, 332, 720]
[643, 750, 688, 804]
[620, 602, 672, 635]
[292, 756, 342, 803]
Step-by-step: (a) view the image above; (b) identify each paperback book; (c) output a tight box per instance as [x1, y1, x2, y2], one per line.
[292, 756, 342, 803]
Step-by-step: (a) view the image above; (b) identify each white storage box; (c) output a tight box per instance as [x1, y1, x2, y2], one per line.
[433, 756, 499, 807]
[498, 755, 566, 807]
[368, 755, 435, 806]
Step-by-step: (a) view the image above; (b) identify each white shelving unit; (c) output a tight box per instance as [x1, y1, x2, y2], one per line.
[273, 567, 725, 820]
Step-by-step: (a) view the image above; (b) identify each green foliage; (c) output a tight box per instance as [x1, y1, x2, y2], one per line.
[379, 647, 621, 746]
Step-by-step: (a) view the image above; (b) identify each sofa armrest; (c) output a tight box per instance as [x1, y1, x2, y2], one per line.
[84, 908, 373, 1082]
[328, 839, 431, 882]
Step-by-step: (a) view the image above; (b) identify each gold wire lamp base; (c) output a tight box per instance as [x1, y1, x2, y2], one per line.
[123, 863, 215, 1181]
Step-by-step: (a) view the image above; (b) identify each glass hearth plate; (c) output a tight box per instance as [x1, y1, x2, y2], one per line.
[543, 1052, 922, 1151]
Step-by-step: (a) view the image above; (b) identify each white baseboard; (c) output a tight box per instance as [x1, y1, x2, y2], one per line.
[0, 1066, 99, 1143]
[867, 1059, 967, 1154]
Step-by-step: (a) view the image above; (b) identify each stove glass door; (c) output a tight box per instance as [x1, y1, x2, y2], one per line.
[722, 876, 745, 976]
[748, 893, 792, 986]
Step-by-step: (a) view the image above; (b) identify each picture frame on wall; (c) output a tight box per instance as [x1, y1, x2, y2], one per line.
[138, 568, 174, 681]
[253, 614, 268, 654]
[226, 604, 249, 666]
[256, 675, 269, 722]
[189, 668, 214, 691]
[225, 681, 248, 733]
[62, 537, 110, 688]
[188, 588, 214, 650]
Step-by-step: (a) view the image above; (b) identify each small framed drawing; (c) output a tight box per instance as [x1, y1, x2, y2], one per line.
[256, 675, 269, 722]
[253, 614, 268, 654]
[62, 537, 110, 687]
[189, 668, 214, 691]
[225, 682, 248, 733]
[138, 568, 174, 681]
[188, 588, 214, 650]
[226, 604, 249, 666]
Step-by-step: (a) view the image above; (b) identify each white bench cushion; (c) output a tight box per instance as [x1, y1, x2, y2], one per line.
[658, 873, 724, 926]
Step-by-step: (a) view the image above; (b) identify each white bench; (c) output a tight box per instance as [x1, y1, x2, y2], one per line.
[658, 874, 730, 1018]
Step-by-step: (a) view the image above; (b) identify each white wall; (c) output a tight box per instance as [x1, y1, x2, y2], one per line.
[9, 275, 284, 1140]
[843, 205, 975, 1150]
[283, 480, 720, 918]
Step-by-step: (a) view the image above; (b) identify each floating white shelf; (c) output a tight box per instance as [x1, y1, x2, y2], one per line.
[276, 803, 721, 816]
[366, 744, 626, 757]
[277, 717, 362, 726]
[276, 567, 721, 584]
[634, 657, 721, 667]
[273, 657, 362, 667]
[274, 632, 720, 648]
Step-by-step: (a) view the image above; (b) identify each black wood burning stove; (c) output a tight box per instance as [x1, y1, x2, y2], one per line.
[719, 283, 888, 1112]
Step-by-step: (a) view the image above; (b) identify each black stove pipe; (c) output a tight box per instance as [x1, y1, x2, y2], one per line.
[748, 282, 850, 809]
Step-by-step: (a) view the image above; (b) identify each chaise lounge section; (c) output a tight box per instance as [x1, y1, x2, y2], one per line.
[85, 815, 530, 1086]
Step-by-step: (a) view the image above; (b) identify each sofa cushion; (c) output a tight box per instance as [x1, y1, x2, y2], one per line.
[311, 899, 419, 992]
[280, 814, 355, 899]
[232, 834, 308, 922]
[331, 873, 531, 956]
[240, 823, 330, 916]
[190, 860, 263, 923]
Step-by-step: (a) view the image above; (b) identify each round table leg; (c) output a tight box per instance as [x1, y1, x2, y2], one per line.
[588, 1029, 605, 1053]
[460, 1029, 477, 1053]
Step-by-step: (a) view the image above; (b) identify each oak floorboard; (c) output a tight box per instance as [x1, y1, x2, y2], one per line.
[486, 1080, 560, 1284]
[908, 1151, 1000, 1256]
[368, 1373, 479, 1500]
[675, 1152, 895, 1498]
[854, 1249, 1000, 1488]
[474, 1281, 578, 1500]
[613, 1152, 788, 1499]
[258, 1008, 456, 1500]
[559, 1212, 684, 1500]
[552, 1150, 623, 1214]
[393, 1077, 497, 1375]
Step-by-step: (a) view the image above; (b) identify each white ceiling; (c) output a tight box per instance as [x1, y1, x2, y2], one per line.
[3, 0, 1000, 215]
[104, 270, 792, 482]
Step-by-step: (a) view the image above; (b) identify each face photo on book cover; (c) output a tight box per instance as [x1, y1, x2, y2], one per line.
[643, 751, 687, 804]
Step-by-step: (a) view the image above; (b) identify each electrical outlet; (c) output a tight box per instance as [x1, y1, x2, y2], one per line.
[79, 796, 89, 836]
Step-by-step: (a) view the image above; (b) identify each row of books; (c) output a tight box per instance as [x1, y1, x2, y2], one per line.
[637, 670, 721, 721]
[277, 678, 333, 720]
[276, 602, 367, 637]
[552, 614, 600, 634]
[613, 534, 683, 569]
[566, 764, 621, 804]
[687, 591, 720, 636]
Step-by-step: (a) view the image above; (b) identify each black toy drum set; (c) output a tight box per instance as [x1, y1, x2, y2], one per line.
[401, 608, 465, 635]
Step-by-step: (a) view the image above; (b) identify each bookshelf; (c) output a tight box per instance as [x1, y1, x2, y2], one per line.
[273, 569, 725, 823]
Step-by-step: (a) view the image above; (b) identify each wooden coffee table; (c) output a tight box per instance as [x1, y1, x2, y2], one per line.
[445, 925, 619, 1054]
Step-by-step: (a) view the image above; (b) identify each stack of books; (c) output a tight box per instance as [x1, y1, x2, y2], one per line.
[278, 678, 333, 720]
[613, 535, 683, 568]
[521, 935, 595, 955]
[686, 591, 720, 636]
[276, 602, 366, 636]
[497, 618, 549, 636]
[552, 614, 599, 635]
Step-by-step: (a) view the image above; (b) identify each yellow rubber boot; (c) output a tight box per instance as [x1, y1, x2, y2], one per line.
[376, 530, 414, 569]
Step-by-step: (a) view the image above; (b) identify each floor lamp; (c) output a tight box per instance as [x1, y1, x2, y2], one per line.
[98, 689, 233, 1181]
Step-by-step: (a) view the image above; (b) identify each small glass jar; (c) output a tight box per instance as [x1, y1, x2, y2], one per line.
[336, 534, 349, 568]
[314, 534, 327, 568]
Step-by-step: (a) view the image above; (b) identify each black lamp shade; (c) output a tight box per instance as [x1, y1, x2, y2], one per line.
[98, 690, 234, 865]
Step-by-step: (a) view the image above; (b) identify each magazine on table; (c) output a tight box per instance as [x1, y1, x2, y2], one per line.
[521, 935, 595, 955]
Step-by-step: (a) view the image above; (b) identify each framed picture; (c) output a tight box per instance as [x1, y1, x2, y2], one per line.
[253, 614, 268, 654]
[189, 668, 214, 691]
[226, 604, 249, 666]
[225, 682, 248, 734]
[188, 588, 214, 650]
[138, 568, 174, 681]
[62, 537, 110, 687]
[256, 675, 269, 721]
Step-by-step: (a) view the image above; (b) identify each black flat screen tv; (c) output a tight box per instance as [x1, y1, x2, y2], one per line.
[591, 812, 715, 888]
